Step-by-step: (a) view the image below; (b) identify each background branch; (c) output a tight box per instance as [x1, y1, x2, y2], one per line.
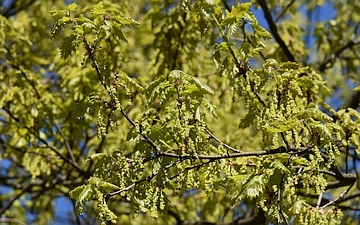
[257, 0, 296, 62]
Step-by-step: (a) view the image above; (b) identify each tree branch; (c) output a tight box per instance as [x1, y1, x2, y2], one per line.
[158, 146, 308, 160]
[257, 0, 296, 62]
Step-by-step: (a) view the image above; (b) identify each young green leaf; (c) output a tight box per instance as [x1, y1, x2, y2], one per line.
[244, 175, 264, 199]
[60, 35, 79, 59]
[91, 2, 106, 15]
[67, 3, 78, 12]
[252, 23, 272, 40]
[191, 76, 214, 95]
[263, 119, 300, 133]
[221, 3, 252, 26]
[74, 185, 94, 216]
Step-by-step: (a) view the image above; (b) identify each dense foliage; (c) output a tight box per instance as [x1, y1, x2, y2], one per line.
[0, 0, 360, 224]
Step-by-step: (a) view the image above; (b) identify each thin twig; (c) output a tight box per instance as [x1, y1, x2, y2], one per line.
[54, 123, 77, 165]
[275, 0, 296, 23]
[321, 183, 354, 208]
[205, 129, 241, 153]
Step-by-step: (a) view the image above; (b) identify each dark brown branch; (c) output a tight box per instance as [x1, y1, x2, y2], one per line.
[158, 146, 304, 160]
[221, 0, 231, 12]
[326, 175, 357, 190]
[325, 165, 357, 190]
[339, 205, 360, 211]
[257, 0, 296, 62]
[168, 209, 183, 225]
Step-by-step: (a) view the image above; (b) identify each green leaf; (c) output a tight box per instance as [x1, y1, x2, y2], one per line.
[222, 3, 252, 26]
[87, 153, 105, 162]
[111, 21, 128, 42]
[50, 9, 67, 20]
[239, 109, 257, 128]
[271, 160, 290, 174]
[69, 185, 85, 199]
[91, 2, 106, 15]
[244, 175, 264, 199]
[263, 119, 300, 133]
[312, 123, 332, 139]
[229, 174, 252, 202]
[252, 23, 272, 40]
[67, 3, 78, 12]
[58, 16, 71, 25]
[74, 185, 94, 216]
[300, 108, 333, 122]
[60, 35, 79, 59]
[119, 72, 144, 91]
[168, 70, 183, 82]
[135, 197, 149, 213]
[191, 76, 214, 95]
[292, 200, 306, 214]
[126, 126, 138, 141]
[279, 61, 301, 70]
[98, 180, 120, 193]
[112, 15, 140, 27]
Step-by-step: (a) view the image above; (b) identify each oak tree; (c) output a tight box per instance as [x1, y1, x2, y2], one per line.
[0, 0, 360, 224]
